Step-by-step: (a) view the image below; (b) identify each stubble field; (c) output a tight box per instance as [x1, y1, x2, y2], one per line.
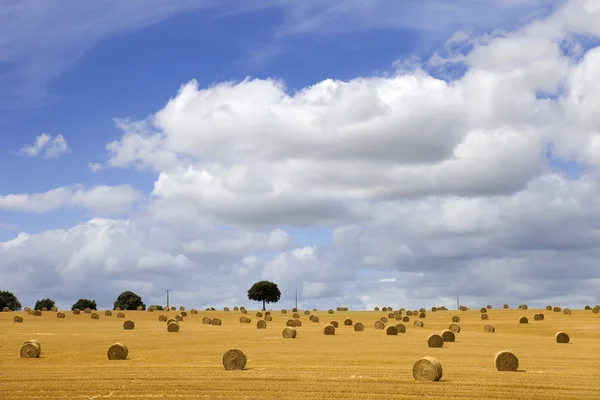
[1, 307, 599, 400]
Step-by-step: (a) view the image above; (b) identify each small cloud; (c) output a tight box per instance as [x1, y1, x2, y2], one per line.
[18, 133, 71, 158]
[0, 222, 18, 230]
[88, 162, 103, 172]
[380, 278, 396, 283]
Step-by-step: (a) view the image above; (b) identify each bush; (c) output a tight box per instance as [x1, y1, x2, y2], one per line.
[0, 290, 21, 311]
[71, 299, 97, 311]
[113, 291, 146, 311]
[34, 298, 56, 311]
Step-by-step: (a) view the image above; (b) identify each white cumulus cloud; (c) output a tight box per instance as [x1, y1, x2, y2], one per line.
[18, 133, 71, 158]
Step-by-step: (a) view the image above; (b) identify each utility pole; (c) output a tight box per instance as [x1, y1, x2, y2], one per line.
[457, 296, 459, 310]
[295, 289, 298, 310]
[166, 289, 170, 309]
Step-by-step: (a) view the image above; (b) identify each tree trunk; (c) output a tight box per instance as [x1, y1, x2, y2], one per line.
[262, 299, 266, 311]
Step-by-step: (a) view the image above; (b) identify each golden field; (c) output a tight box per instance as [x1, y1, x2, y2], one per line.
[1, 307, 599, 400]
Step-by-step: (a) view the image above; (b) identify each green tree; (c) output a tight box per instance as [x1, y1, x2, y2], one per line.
[114, 291, 146, 310]
[34, 298, 56, 310]
[71, 299, 97, 310]
[0, 290, 22, 311]
[247, 281, 281, 311]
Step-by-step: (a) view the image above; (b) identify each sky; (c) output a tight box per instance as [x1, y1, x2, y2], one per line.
[1, 0, 600, 311]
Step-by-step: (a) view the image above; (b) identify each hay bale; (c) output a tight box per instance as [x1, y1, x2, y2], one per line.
[256, 312, 263, 318]
[175, 315, 184, 322]
[374, 321, 385, 330]
[521, 305, 528, 310]
[354, 322, 365, 332]
[265, 315, 272, 322]
[256, 320, 267, 329]
[546, 305, 552, 311]
[480, 307, 487, 313]
[107, 343, 128, 360]
[179, 306, 185, 311]
[414, 320, 424, 327]
[519, 316, 528, 324]
[50, 307, 57, 312]
[282, 327, 297, 338]
[148, 306, 155, 312]
[328, 309, 334, 314]
[563, 308, 572, 315]
[265, 311, 271, 316]
[431, 307, 437, 312]
[441, 330, 455, 342]
[212, 318, 222, 326]
[312, 316, 320, 323]
[495, 351, 519, 371]
[91, 313, 99, 320]
[73, 309, 80, 315]
[180, 311, 187, 317]
[304, 310, 310, 315]
[238, 316, 247, 324]
[386, 325, 398, 335]
[105, 310, 112, 316]
[584, 305, 591, 310]
[167, 322, 179, 332]
[13, 315, 23, 323]
[167, 318, 177, 325]
[240, 309, 248, 315]
[413, 356, 443, 381]
[20, 341, 41, 358]
[388, 313, 394, 319]
[344, 318, 353, 326]
[406, 311, 413, 316]
[286, 319, 296, 327]
[402, 316, 409, 322]
[41, 307, 48, 312]
[84, 308, 92, 314]
[452, 316, 460, 323]
[309, 315, 315, 322]
[2, 307, 9, 312]
[484, 324, 495, 333]
[503, 304, 509, 309]
[281, 309, 287, 314]
[553, 306, 561, 312]
[222, 349, 247, 371]
[323, 324, 335, 335]
[117, 312, 125, 318]
[427, 334, 444, 348]
[381, 317, 388, 323]
[396, 323, 406, 333]
[223, 307, 229, 312]
[34, 310, 42, 316]
[158, 315, 167, 322]
[114, 307, 121, 311]
[374, 307, 380, 311]
[123, 320, 135, 330]
[419, 312, 426, 318]
[189, 309, 197, 314]
[294, 319, 302, 327]
[56, 312, 65, 319]
[555, 332, 570, 343]
[292, 308, 297, 312]
[533, 313, 544, 321]
[481, 314, 489, 320]
[593, 307, 599, 314]
[486, 305, 492, 309]
[292, 313, 300, 319]
[448, 323, 460, 333]
[234, 306, 239, 311]
[330, 320, 339, 328]
[395, 314, 402, 320]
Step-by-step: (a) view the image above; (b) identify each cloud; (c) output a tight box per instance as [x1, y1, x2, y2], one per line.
[18, 133, 71, 158]
[87, 162, 103, 172]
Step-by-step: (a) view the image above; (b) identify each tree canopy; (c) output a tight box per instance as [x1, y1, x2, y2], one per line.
[71, 299, 97, 311]
[247, 281, 281, 310]
[34, 298, 56, 310]
[0, 290, 21, 311]
[114, 291, 145, 310]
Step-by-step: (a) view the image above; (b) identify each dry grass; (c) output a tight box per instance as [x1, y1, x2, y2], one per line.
[1, 308, 600, 399]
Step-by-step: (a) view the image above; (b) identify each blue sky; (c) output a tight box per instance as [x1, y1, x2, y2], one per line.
[2, 0, 600, 310]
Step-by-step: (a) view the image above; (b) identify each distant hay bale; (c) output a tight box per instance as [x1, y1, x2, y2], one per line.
[73, 309, 80, 315]
[281, 309, 287, 314]
[114, 307, 121, 311]
[486, 305, 492, 310]
[240, 309, 248, 315]
[584, 305, 591, 310]
[239, 317, 248, 324]
[107, 343, 128, 360]
[555, 332, 570, 343]
[223, 307, 229, 312]
[256, 320, 267, 329]
[452, 316, 460, 323]
[148, 306, 156, 312]
[105, 310, 112, 316]
[563, 308, 572, 315]
[179, 306, 185, 311]
[34, 310, 42, 316]
[413, 356, 442, 382]
[593, 307, 600, 314]
[431, 307, 437, 312]
[503, 304, 509, 309]
[41, 307, 48, 312]
[519, 316, 528, 324]
[294, 319, 302, 327]
[553, 307, 561, 312]
[20, 341, 41, 358]
[304, 310, 310, 315]
[167, 322, 179, 332]
[414, 320, 424, 328]
[495, 351, 519, 371]
[380, 317, 388, 323]
[122, 320, 135, 330]
[480, 307, 487, 313]
[448, 323, 461, 333]
[484, 324, 495, 333]
[396, 324, 406, 333]
[265, 315, 272, 322]
[234, 306, 239, 311]
[374, 321, 385, 330]
[406, 311, 413, 316]
[402, 316, 409, 322]
[388, 313, 394, 319]
[441, 330, 455, 342]
[330, 321, 339, 328]
[117, 312, 125, 318]
[419, 312, 426, 318]
[546, 305, 552, 311]
[222, 349, 247, 371]
[385, 325, 398, 335]
[328, 309, 334, 314]
[312, 316, 320, 323]
[292, 308, 297, 312]
[460, 306, 467, 311]
[354, 322, 365, 332]
[282, 327, 297, 338]
[533, 313, 544, 321]
[91, 313, 99, 320]
[84, 308, 92, 314]
[427, 334, 444, 348]
[256, 312, 263, 318]
[13, 315, 23, 323]
[212, 318, 222, 326]
[180, 311, 187, 317]
[24, 307, 31, 312]
[374, 307, 380, 311]
[56, 312, 65, 319]
[344, 318, 353, 326]
[265, 311, 271, 316]
[50, 307, 57, 312]
[158, 315, 167, 322]
[394, 310, 401, 315]
[309, 315, 315, 322]
[292, 313, 300, 319]
[167, 318, 177, 325]
[2, 307, 9, 312]
[521, 305, 528, 310]
[481, 314, 489, 320]
[286, 319, 296, 327]
[170, 307, 176, 311]
[323, 324, 335, 335]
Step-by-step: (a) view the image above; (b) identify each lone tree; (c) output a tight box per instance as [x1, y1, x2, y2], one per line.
[114, 291, 146, 310]
[247, 281, 281, 311]
[0, 290, 22, 311]
[34, 298, 56, 311]
[71, 299, 97, 311]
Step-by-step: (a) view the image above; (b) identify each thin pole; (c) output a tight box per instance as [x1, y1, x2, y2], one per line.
[166, 289, 170, 309]
[295, 289, 298, 310]
[457, 296, 459, 310]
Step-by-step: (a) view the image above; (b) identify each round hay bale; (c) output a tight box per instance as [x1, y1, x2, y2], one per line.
[294, 319, 302, 327]
[304, 310, 310, 315]
[175, 315, 183, 322]
[495, 351, 519, 371]
[427, 334, 444, 348]
[396, 324, 406, 333]
[135, 306, 142, 311]
[328, 309, 334, 314]
[546, 305, 552, 311]
[73, 309, 80, 315]
[402, 316, 409, 322]
[593, 307, 599, 314]
[486, 305, 492, 310]
[386, 325, 398, 335]
[382, 307, 388, 312]
[395, 314, 402, 320]
[180, 311, 187, 317]
[212, 318, 222, 326]
[84, 308, 92, 314]
[50, 306, 57, 312]
[105, 310, 112, 316]
[286, 319, 296, 327]
[431, 307, 437, 312]
[148, 306, 155, 312]
[167, 318, 177, 325]
[117, 312, 125, 318]
[256, 312, 263, 318]
[292, 308, 297, 312]
[107, 343, 128, 360]
[179, 306, 185, 311]
[441, 330, 455, 342]
[233, 306, 239, 311]
[452, 316, 460, 323]
[484, 324, 495, 333]
[533, 313, 544, 321]
[406, 310, 413, 316]
[282, 327, 297, 338]
[419, 312, 426, 318]
[503, 304, 509, 309]
[553, 306, 561, 312]
[563, 308, 572, 315]
[353, 322, 365, 332]
[222, 349, 247, 371]
[374, 321, 385, 330]
[265, 311, 271, 316]
[256, 320, 267, 329]
[114, 306, 121, 311]
[519, 316, 528, 324]
[292, 313, 300, 319]
[330, 321, 339, 328]
[309, 315, 315, 322]
[123, 320, 135, 330]
[312, 316, 320, 323]
[584, 305, 591, 310]
[240, 309, 248, 315]
[413, 356, 443, 382]
[374, 307, 380, 311]
[20, 341, 41, 358]
[41, 307, 48, 312]
[91, 313, 99, 320]
[281, 309, 287, 314]
[158, 315, 167, 322]
[414, 320, 424, 328]
[238, 316, 247, 324]
[481, 314, 489, 320]
[323, 324, 335, 335]
[555, 331, 570, 343]
[265, 315, 273, 322]
[344, 318, 353, 326]
[167, 322, 179, 332]
[223, 307, 229, 312]
[521, 304, 528, 310]
[13, 315, 23, 323]
[388, 313, 394, 319]
[34, 310, 42, 316]
[2, 307, 9, 312]
[448, 323, 460, 333]
[380, 317, 388, 323]
[480, 307, 487, 313]
[56, 312, 65, 319]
